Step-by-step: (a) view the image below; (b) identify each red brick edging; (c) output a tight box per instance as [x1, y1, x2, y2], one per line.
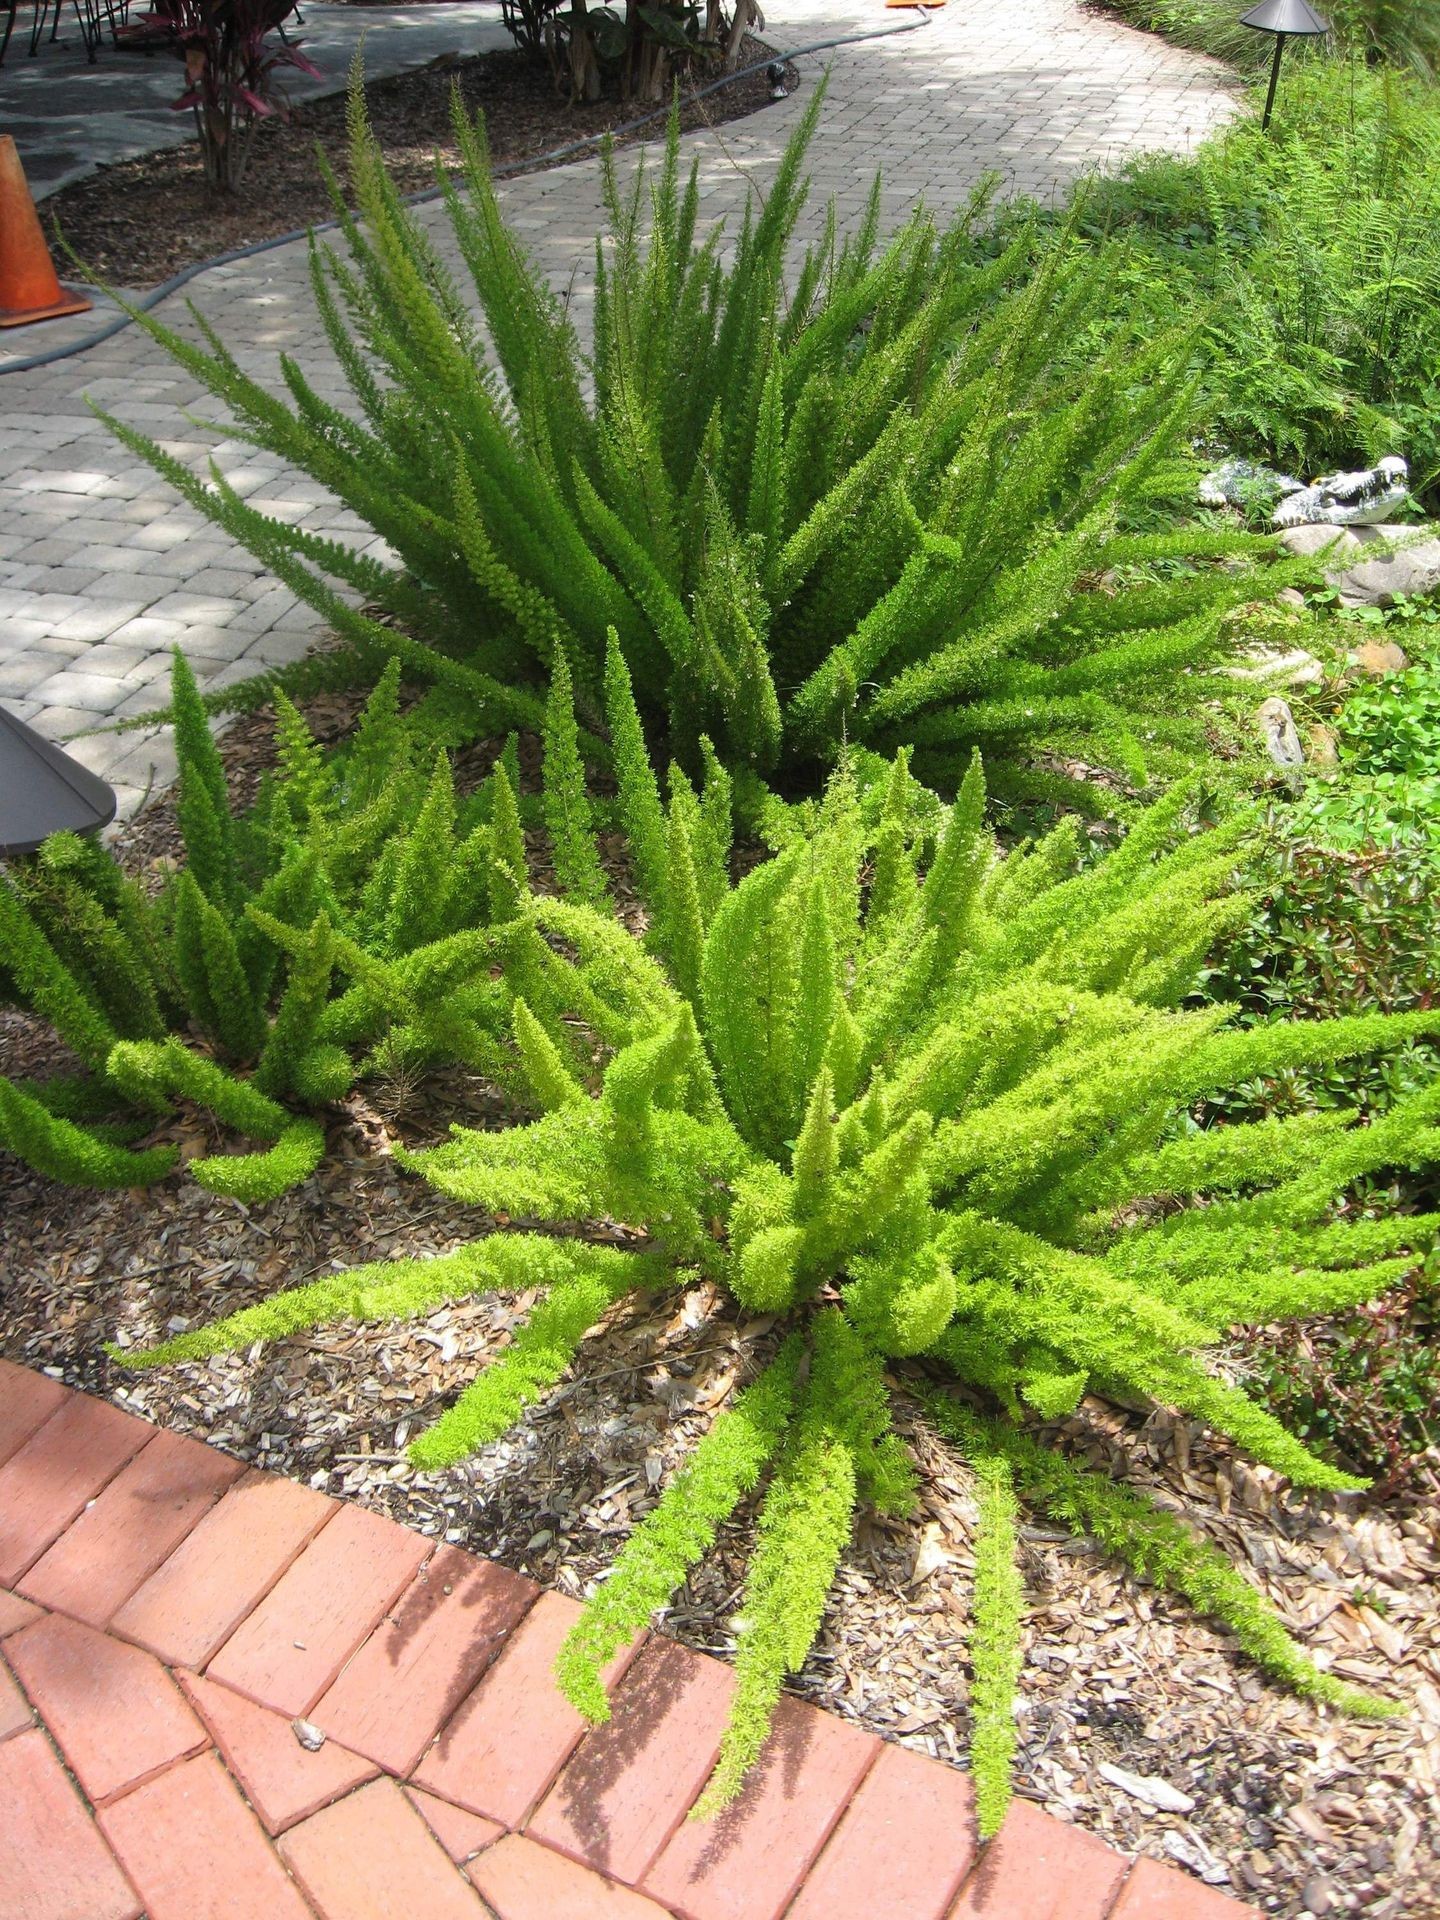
[0, 1358, 1253, 1920]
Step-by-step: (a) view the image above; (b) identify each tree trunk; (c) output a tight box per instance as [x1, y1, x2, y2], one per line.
[722, 0, 751, 71]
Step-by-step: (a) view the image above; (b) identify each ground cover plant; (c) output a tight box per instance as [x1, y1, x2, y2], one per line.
[1195, 590, 1440, 1496]
[0, 654, 522, 1201]
[96, 79, 1306, 812]
[1090, 0, 1440, 78]
[1075, 65, 1440, 509]
[114, 659, 1440, 1832]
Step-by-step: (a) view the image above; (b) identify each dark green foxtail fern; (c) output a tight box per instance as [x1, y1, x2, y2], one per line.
[114, 652, 1438, 1818]
[94, 73, 1302, 804]
[0, 655, 517, 1202]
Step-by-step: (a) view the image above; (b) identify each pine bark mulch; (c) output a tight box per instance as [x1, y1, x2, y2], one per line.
[43, 40, 791, 290]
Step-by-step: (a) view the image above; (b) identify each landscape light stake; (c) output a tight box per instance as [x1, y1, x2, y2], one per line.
[1240, 0, 1331, 129]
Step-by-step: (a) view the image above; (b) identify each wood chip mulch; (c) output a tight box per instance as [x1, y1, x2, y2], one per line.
[43, 41, 792, 289]
[2, 700, 1438, 1920]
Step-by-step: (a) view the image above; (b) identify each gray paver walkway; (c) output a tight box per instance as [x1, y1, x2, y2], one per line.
[0, 0, 1239, 822]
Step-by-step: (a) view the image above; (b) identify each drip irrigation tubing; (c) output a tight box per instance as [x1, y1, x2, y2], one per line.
[2, 7, 935, 375]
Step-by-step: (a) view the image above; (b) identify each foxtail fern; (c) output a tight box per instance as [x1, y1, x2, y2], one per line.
[95, 74, 1303, 805]
[0, 655, 515, 1202]
[114, 673, 1437, 1815]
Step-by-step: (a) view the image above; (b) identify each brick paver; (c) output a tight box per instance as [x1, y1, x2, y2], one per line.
[949, 1797, 1129, 1919]
[786, 1737, 979, 1920]
[18, 1429, 244, 1627]
[0, 1360, 68, 1465]
[111, 1466, 334, 1668]
[405, 1787, 505, 1865]
[473, 1833, 678, 1919]
[0, 1587, 43, 1638]
[0, 0, 1235, 821]
[643, 1695, 878, 1920]
[206, 1499, 430, 1715]
[178, 1670, 380, 1834]
[0, 1726, 143, 1920]
[413, 1588, 640, 1826]
[0, 1392, 150, 1585]
[5, 1612, 207, 1804]
[312, 1543, 536, 1775]
[0, 1651, 34, 1740]
[98, 1749, 315, 1920]
[1111, 1858, 1255, 1919]
[530, 1636, 737, 1885]
[279, 1776, 492, 1919]
[0, 1365, 1257, 1920]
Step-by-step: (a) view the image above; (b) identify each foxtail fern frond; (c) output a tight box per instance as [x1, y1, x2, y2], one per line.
[0, 656, 526, 1203]
[96, 69, 1301, 799]
[120, 750, 1437, 1814]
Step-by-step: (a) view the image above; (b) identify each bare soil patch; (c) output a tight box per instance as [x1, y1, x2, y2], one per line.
[43, 40, 790, 289]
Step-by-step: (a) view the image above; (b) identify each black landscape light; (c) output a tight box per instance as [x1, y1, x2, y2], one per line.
[0, 705, 116, 859]
[1241, 0, 1331, 129]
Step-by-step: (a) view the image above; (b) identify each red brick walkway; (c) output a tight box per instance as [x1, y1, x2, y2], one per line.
[0, 1359, 1253, 1920]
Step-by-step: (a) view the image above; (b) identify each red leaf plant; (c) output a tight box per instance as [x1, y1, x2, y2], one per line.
[139, 0, 320, 192]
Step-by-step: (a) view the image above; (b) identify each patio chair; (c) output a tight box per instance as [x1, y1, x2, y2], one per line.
[0, 0, 125, 64]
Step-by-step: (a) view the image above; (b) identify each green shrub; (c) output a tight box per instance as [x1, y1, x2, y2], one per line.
[1251, 1255, 1440, 1495]
[1092, 0, 1440, 78]
[1194, 617, 1440, 1490]
[115, 675, 1438, 1826]
[95, 79, 1298, 807]
[1075, 67, 1440, 508]
[0, 655, 515, 1202]
[1325, 600, 1440, 841]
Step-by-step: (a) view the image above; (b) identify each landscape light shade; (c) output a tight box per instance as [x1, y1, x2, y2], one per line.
[1241, 0, 1331, 128]
[0, 705, 116, 858]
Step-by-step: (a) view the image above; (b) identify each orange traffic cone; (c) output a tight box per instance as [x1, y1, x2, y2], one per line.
[0, 135, 91, 329]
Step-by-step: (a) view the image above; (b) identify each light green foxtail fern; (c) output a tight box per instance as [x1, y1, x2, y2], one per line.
[113, 656, 1438, 1822]
[0, 654, 518, 1203]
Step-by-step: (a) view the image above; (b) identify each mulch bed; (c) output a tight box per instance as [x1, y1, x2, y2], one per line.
[2, 693, 1438, 1919]
[43, 40, 791, 288]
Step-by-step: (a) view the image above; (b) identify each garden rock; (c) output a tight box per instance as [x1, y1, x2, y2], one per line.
[1257, 696, 1304, 771]
[1306, 725, 1340, 767]
[1277, 521, 1440, 607]
[1347, 640, 1409, 676]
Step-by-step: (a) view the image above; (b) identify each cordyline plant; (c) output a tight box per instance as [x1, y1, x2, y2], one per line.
[168, 0, 320, 194]
[115, 647, 1440, 1831]
[0, 655, 519, 1203]
[96, 75, 1303, 810]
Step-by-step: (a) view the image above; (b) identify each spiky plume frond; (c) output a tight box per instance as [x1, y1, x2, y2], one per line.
[98, 71, 1302, 800]
[122, 754, 1437, 1811]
